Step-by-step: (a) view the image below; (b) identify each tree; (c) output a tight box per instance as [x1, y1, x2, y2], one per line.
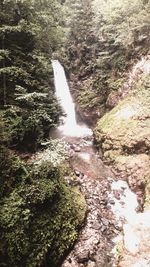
[93, 0, 150, 50]
[0, 0, 64, 150]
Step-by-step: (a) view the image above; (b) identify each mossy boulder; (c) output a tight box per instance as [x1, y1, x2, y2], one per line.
[0, 141, 86, 267]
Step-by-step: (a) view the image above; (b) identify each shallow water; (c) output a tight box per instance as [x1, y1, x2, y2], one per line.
[51, 60, 140, 267]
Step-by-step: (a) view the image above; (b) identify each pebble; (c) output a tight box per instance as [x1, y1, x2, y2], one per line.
[77, 252, 89, 263]
[61, 138, 130, 267]
[69, 149, 75, 157]
[101, 226, 107, 232]
[75, 170, 81, 177]
[92, 223, 101, 230]
[74, 146, 81, 152]
[113, 190, 121, 200]
[101, 218, 109, 226]
[109, 199, 115, 205]
[87, 260, 96, 267]
[70, 144, 76, 149]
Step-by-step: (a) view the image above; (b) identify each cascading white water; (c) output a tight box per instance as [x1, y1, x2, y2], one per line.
[52, 60, 92, 137]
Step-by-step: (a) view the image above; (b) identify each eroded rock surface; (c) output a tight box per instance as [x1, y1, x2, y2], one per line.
[95, 72, 150, 204]
[107, 56, 150, 108]
[94, 58, 150, 266]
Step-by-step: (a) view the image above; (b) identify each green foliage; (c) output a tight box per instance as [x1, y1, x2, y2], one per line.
[0, 141, 86, 267]
[0, 2, 86, 267]
[77, 88, 101, 111]
[0, 0, 64, 150]
[1, 104, 62, 151]
[0, 49, 10, 61]
[0, 148, 28, 198]
[107, 77, 126, 92]
[33, 139, 67, 168]
[63, 0, 150, 119]
[93, 0, 150, 49]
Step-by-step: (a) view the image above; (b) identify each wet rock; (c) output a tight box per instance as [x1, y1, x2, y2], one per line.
[99, 199, 108, 205]
[70, 144, 76, 149]
[90, 57, 150, 267]
[92, 223, 101, 230]
[137, 180, 145, 190]
[74, 146, 81, 152]
[101, 218, 109, 226]
[101, 225, 107, 232]
[75, 170, 81, 177]
[136, 190, 143, 197]
[87, 260, 96, 267]
[77, 251, 89, 263]
[113, 190, 121, 200]
[108, 199, 115, 205]
[94, 61, 150, 208]
[69, 149, 75, 158]
[61, 158, 115, 267]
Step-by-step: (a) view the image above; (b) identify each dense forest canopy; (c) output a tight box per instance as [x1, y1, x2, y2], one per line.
[0, 1, 86, 267]
[63, 0, 150, 123]
[0, 0, 65, 150]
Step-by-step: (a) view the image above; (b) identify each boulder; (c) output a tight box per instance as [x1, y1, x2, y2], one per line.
[94, 74, 150, 205]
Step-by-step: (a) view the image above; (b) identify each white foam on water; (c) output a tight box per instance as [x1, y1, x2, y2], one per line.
[109, 180, 138, 222]
[52, 60, 92, 137]
[79, 152, 91, 161]
[109, 180, 140, 256]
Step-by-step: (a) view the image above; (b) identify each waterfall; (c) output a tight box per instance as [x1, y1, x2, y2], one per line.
[52, 60, 92, 137]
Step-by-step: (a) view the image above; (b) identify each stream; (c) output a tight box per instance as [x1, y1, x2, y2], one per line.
[51, 60, 139, 267]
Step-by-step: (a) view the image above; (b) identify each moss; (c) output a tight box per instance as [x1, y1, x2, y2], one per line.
[107, 77, 126, 91]
[77, 87, 101, 111]
[0, 147, 29, 198]
[103, 150, 121, 162]
[95, 75, 150, 209]
[0, 179, 85, 267]
[95, 75, 150, 158]
[72, 187, 87, 223]
[0, 99, 63, 152]
[0, 144, 86, 267]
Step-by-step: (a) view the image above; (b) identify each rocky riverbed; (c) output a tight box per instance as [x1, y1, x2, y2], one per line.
[93, 57, 150, 266]
[58, 135, 144, 267]
[53, 56, 150, 267]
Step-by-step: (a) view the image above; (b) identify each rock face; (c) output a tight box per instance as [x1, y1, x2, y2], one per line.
[94, 72, 150, 205]
[94, 58, 150, 265]
[107, 56, 150, 109]
[69, 80, 105, 127]
[59, 57, 150, 267]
